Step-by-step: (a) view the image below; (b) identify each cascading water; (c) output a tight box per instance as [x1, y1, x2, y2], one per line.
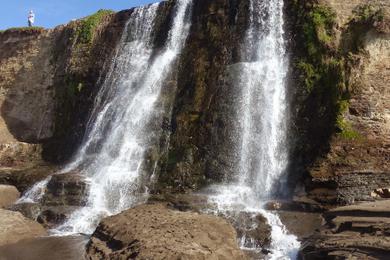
[47, 0, 194, 235]
[206, 0, 300, 258]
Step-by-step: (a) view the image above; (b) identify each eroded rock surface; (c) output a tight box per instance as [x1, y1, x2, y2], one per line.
[300, 200, 390, 259]
[86, 203, 247, 260]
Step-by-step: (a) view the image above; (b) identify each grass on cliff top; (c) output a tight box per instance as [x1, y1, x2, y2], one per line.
[0, 26, 45, 33]
[75, 9, 114, 44]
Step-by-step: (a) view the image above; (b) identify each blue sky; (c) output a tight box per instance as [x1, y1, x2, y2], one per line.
[0, 0, 160, 30]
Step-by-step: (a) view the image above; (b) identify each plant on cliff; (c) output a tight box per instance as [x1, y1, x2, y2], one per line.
[1, 26, 45, 33]
[291, 0, 361, 163]
[75, 9, 114, 44]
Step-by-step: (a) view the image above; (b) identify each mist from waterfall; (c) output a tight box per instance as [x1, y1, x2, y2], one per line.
[51, 0, 193, 235]
[207, 0, 300, 258]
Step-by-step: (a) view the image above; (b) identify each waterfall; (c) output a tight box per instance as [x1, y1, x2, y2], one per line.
[206, 0, 300, 258]
[52, 0, 193, 235]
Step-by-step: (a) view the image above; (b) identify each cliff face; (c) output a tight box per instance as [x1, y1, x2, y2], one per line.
[157, 0, 249, 192]
[0, 11, 131, 167]
[0, 0, 388, 202]
[287, 0, 389, 206]
[0, 0, 390, 199]
[0, 0, 389, 258]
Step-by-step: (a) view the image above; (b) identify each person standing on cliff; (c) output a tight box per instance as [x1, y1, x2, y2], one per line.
[28, 10, 35, 27]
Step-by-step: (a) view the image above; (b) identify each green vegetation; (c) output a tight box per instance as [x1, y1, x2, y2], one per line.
[302, 5, 336, 58]
[335, 100, 360, 140]
[74, 9, 114, 44]
[1, 26, 44, 33]
[292, 1, 362, 141]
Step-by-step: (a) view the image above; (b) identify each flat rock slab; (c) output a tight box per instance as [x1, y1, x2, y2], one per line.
[328, 200, 390, 217]
[0, 209, 47, 247]
[0, 185, 19, 208]
[277, 211, 323, 239]
[86, 203, 247, 259]
[301, 200, 390, 259]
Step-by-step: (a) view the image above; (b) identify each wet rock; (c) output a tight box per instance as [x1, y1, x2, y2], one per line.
[277, 211, 323, 239]
[300, 200, 390, 259]
[0, 185, 20, 208]
[9, 202, 41, 221]
[0, 164, 56, 193]
[0, 209, 47, 247]
[219, 211, 272, 249]
[148, 193, 211, 212]
[264, 197, 324, 213]
[37, 206, 80, 229]
[85, 203, 247, 259]
[42, 171, 88, 207]
[0, 235, 88, 260]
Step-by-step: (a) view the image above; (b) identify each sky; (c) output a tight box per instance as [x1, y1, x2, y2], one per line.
[0, 0, 160, 30]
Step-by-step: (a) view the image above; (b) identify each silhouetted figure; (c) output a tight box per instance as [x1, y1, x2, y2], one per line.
[28, 10, 35, 27]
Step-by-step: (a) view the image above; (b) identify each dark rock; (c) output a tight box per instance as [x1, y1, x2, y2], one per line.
[0, 164, 56, 193]
[264, 197, 324, 213]
[219, 211, 272, 249]
[9, 202, 41, 221]
[37, 206, 80, 229]
[42, 171, 88, 207]
[148, 193, 211, 212]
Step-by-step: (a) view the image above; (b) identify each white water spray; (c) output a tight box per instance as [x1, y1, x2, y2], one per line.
[50, 0, 193, 235]
[207, 0, 300, 258]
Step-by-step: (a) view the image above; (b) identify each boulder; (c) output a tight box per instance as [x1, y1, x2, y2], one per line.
[0, 185, 20, 208]
[42, 171, 88, 207]
[0, 209, 47, 247]
[85, 203, 247, 259]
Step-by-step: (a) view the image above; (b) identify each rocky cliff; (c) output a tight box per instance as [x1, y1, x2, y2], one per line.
[0, 10, 132, 166]
[0, 0, 389, 259]
[287, 0, 389, 207]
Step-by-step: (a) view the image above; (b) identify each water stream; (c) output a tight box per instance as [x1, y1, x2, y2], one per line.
[53, 0, 193, 235]
[18, 0, 299, 257]
[206, 0, 300, 258]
